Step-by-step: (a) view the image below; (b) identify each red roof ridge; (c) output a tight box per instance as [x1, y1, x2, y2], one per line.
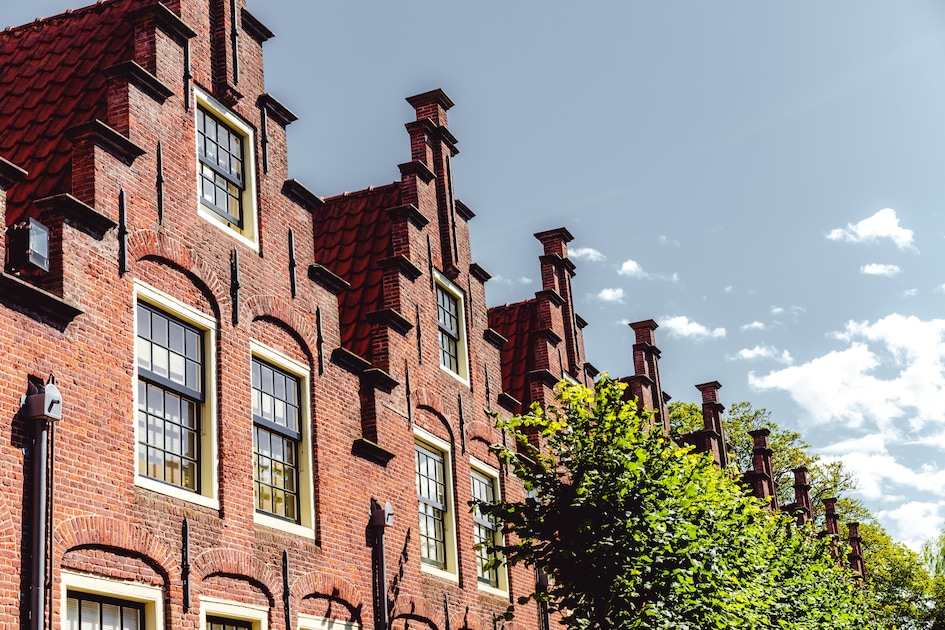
[323, 181, 400, 203]
[1, 0, 127, 37]
[489, 298, 535, 311]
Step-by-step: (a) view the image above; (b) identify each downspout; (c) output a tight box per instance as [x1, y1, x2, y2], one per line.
[22, 375, 62, 630]
[369, 500, 393, 630]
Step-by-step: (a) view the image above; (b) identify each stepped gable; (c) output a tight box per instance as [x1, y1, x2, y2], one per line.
[488, 298, 539, 409]
[314, 183, 402, 362]
[0, 0, 141, 224]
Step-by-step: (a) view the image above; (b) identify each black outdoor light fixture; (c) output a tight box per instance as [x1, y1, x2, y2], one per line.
[8, 218, 50, 274]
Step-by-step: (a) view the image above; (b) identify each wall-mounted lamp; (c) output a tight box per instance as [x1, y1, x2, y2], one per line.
[8, 217, 50, 274]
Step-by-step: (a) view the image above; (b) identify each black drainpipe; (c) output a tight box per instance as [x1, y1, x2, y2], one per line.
[369, 500, 393, 630]
[23, 375, 62, 630]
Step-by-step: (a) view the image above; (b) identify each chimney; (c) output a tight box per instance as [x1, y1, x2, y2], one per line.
[791, 467, 812, 526]
[534, 228, 581, 378]
[748, 429, 778, 509]
[624, 320, 668, 432]
[696, 381, 727, 466]
[405, 89, 461, 276]
[847, 522, 865, 579]
[742, 429, 778, 510]
[823, 497, 840, 536]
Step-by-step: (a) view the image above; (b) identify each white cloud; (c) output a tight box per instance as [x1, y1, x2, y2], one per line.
[660, 315, 726, 340]
[877, 501, 945, 551]
[570, 247, 605, 263]
[861, 263, 901, 277]
[901, 288, 918, 297]
[769, 305, 805, 319]
[617, 259, 648, 278]
[826, 208, 917, 251]
[740, 321, 765, 332]
[492, 275, 533, 286]
[724, 286, 734, 294]
[597, 288, 624, 303]
[728, 345, 793, 364]
[750, 314, 945, 429]
[658, 234, 680, 246]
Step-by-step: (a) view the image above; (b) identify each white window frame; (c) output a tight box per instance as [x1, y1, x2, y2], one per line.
[200, 597, 268, 630]
[61, 570, 164, 630]
[134, 280, 219, 510]
[434, 270, 469, 385]
[250, 341, 316, 538]
[195, 87, 259, 251]
[470, 457, 509, 596]
[414, 426, 458, 582]
[297, 614, 359, 630]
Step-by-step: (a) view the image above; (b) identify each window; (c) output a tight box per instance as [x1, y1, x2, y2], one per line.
[195, 89, 258, 249]
[297, 615, 359, 630]
[471, 459, 508, 594]
[434, 272, 468, 382]
[200, 597, 267, 630]
[416, 442, 447, 568]
[471, 469, 500, 586]
[134, 281, 218, 509]
[251, 342, 315, 537]
[198, 106, 244, 226]
[253, 358, 301, 521]
[208, 618, 252, 630]
[414, 428, 457, 579]
[67, 592, 143, 630]
[61, 572, 163, 630]
[137, 303, 203, 492]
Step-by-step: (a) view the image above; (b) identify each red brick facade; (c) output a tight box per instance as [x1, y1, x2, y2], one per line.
[0, 4, 866, 630]
[0, 2, 670, 630]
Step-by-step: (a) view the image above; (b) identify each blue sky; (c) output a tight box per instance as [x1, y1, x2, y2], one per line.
[10, 0, 945, 549]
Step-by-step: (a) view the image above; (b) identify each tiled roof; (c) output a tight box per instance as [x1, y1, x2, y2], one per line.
[314, 183, 402, 362]
[488, 299, 539, 409]
[0, 0, 138, 224]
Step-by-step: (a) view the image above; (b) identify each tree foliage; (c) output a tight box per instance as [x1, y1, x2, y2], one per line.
[479, 377, 871, 629]
[668, 400, 861, 523]
[670, 400, 937, 629]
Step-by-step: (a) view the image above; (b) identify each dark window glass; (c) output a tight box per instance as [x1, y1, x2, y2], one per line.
[137, 303, 203, 492]
[472, 470, 500, 586]
[253, 358, 302, 522]
[66, 591, 143, 630]
[436, 285, 460, 373]
[416, 442, 448, 568]
[197, 106, 244, 227]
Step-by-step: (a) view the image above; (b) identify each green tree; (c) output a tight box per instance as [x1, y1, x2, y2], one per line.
[668, 400, 859, 522]
[480, 377, 871, 629]
[670, 400, 936, 629]
[862, 523, 933, 629]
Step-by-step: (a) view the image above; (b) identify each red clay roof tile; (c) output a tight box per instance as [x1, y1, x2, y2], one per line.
[488, 299, 539, 409]
[314, 183, 403, 362]
[0, 0, 141, 224]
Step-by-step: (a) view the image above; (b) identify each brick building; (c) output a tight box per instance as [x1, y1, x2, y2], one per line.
[0, 1, 681, 630]
[0, 1, 865, 630]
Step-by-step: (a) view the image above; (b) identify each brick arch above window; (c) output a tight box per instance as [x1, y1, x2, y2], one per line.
[290, 573, 364, 619]
[413, 398, 455, 446]
[191, 548, 279, 607]
[53, 515, 179, 585]
[246, 304, 317, 366]
[389, 595, 443, 630]
[129, 230, 227, 315]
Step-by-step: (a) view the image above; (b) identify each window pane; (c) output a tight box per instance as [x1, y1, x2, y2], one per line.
[101, 603, 120, 630]
[137, 303, 203, 492]
[81, 599, 99, 630]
